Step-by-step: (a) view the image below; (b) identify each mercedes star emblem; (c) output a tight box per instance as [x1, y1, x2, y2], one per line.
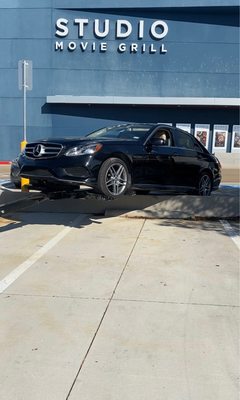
[33, 144, 45, 157]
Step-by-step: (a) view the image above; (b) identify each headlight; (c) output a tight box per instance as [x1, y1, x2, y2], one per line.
[65, 143, 102, 157]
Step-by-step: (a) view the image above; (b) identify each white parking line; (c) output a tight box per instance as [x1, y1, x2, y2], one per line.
[220, 220, 240, 250]
[0, 215, 86, 294]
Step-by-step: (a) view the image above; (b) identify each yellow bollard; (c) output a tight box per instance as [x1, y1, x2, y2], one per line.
[20, 140, 30, 191]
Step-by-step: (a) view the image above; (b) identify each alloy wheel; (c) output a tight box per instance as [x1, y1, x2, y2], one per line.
[105, 163, 128, 196]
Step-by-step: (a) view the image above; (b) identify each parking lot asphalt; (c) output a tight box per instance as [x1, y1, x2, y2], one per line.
[0, 212, 239, 400]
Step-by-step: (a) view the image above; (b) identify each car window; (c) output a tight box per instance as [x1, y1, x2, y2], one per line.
[192, 137, 204, 152]
[151, 129, 172, 146]
[175, 131, 195, 150]
[86, 125, 152, 140]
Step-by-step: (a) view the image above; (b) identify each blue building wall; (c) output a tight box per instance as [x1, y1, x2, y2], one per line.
[0, 0, 239, 159]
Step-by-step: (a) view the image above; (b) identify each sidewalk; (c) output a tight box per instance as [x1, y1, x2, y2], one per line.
[0, 165, 10, 181]
[0, 213, 239, 400]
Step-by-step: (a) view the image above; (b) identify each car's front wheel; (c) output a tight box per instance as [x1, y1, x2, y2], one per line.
[97, 158, 131, 198]
[198, 173, 212, 196]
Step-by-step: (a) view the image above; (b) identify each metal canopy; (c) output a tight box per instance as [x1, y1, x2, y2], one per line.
[46, 96, 240, 107]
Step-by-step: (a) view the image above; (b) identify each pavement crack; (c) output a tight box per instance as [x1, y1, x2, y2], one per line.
[112, 297, 239, 308]
[65, 219, 146, 400]
[1, 293, 109, 301]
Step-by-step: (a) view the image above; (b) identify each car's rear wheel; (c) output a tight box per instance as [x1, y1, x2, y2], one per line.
[198, 173, 212, 196]
[98, 158, 131, 198]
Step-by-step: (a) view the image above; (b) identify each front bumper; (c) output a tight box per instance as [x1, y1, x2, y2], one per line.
[19, 154, 99, 189]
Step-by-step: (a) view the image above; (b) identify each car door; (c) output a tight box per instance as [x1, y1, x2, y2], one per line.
[171, 129, 205, 188]
[143, 128, 177, 187]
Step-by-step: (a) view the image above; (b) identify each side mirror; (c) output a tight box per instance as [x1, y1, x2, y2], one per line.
[144, 141, 152, 152]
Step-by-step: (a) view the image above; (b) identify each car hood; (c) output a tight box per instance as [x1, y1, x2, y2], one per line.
[29, 137, 139, 146]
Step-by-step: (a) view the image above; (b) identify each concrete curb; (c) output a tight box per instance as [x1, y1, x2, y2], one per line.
[0, 184, 239, 219]
[105, 193, 240, 219]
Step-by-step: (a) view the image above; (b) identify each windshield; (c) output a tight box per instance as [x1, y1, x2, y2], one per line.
[86, 124, 153, 141]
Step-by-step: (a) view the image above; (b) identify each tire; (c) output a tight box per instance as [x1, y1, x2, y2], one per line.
[97, 158, 131, 198]
[14, 182, 21, 189]
[10, 176, 21, 189]
[198, 172, 212, 196]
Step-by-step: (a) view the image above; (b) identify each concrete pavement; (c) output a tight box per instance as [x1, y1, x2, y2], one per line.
[0, 213, 239, 400]
[0, 162, 239, 399]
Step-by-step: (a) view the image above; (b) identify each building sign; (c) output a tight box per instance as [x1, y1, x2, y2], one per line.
[194, 124, 210, 149]
[212, 125, 228, 152]
[55, 18, 169, 54]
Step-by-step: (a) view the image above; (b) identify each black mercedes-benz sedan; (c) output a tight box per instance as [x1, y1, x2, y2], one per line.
[16, 123, 221, 198]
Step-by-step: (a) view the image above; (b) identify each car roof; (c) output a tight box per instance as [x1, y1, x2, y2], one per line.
[113, 123, 174, 129]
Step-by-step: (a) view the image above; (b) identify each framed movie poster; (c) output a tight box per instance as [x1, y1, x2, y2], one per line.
[231, 125, 240, 152]
[176, 123, 191, 133]
[194, 124, 210, 149]
[212, 125, 228, 152]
